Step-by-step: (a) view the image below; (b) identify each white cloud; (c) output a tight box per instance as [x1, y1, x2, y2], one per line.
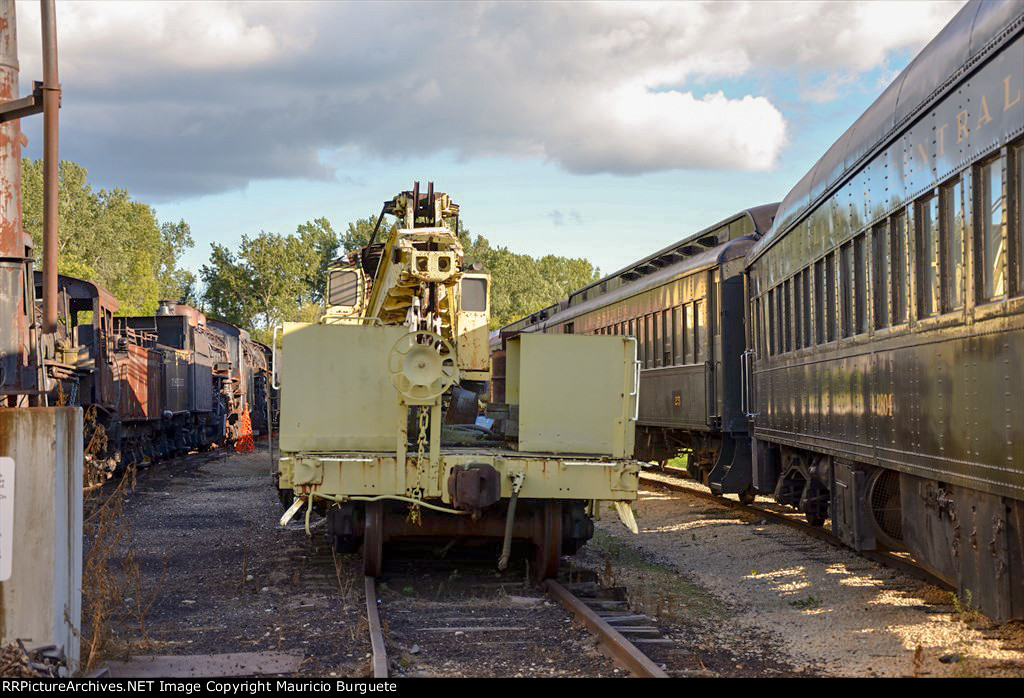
[11, 0, 966, 198]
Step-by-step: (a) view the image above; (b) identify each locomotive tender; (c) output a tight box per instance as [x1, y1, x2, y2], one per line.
[501, 0, 1023, 620]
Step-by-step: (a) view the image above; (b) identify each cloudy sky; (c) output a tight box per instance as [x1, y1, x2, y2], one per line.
[15, 0, 966, 277]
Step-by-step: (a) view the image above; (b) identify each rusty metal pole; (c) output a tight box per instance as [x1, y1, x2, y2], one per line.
[40, 0, 58, 334]
[0, 0, 28, 402]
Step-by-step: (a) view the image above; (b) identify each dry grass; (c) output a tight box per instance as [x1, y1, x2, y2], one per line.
[332, 548, 359, 606]
[82, 406, 115, 494]
[80, 461, 164, 672]
[81, 464, 134, 672]
[122, 551, 168, 650]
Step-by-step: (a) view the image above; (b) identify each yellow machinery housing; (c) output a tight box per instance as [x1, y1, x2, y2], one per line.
[276, 183, 639, 578]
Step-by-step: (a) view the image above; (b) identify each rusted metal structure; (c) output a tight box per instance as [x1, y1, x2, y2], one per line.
[0, 2, 81, 672]
[0, 0, 60, 405]
[36, 274, 276, 469]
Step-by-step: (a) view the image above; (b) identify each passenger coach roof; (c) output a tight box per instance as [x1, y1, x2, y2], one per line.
[750, 0, 1024, 262]
[564, 203, 777, 302]
[499, 203, 778, 334]
[534, 236, 756, 332]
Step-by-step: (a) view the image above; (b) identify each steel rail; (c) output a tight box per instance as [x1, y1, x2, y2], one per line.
[638, 471, 953, 592]
[364, 576, 389, 678]
[543, 579, 668, 678]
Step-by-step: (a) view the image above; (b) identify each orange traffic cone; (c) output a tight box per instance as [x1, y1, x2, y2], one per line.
[235, 405, 255, 453]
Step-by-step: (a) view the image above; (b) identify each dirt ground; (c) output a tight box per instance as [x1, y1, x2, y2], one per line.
[88, 443, 370, 677]
[577, 473, 1024, 678]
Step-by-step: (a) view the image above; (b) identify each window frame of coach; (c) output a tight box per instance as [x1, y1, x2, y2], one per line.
[751, 136, 1024, 356]
[553, 267, 718, 374]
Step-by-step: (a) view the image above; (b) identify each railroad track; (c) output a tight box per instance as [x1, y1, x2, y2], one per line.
[362, 551, 669, 678]
[638, 469, 953, 592]
[542, 579, 667, 678]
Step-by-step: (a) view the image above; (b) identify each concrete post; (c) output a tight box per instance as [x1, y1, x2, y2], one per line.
[0, 407, 83, 674]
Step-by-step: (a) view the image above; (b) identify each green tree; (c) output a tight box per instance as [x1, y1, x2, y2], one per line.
[21, 159, 196, 315]
[342, 214, 385, 253]
[157, 220, 197, 303]
[458, 223, 598, 328]
[199, 243, 252, 327]
[201, 230, 318, 333]
[295, 217, 340, 303]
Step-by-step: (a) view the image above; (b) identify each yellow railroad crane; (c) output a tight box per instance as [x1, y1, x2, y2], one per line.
[276, 183, 640, 579]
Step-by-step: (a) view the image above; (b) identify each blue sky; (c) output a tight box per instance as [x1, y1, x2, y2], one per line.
[16, 1, 966, 279]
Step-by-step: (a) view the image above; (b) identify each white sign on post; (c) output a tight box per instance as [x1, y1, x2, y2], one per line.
[0, 456, 13, 581]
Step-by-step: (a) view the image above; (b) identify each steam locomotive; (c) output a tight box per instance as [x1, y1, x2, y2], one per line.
[35, 272, 276, 479]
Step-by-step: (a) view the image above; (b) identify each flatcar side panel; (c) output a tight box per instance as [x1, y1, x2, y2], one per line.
[515, 333, 636, 457]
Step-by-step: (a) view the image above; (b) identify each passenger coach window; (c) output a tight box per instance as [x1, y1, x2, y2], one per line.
[784, 279, 793, 352]
[637, 316, 645, 366]
[940, 178, 965, 311]
[662, 310, 673, 366]
[753, 299, 763, 356]
[774, 287, 784, 354]
[854, 234, 867, 334]
[840, 243, 853, 338]
[645, 315, 653, 368]
[814, 260, 825, 343]
[695, 301, 706, 363]
[891, 212, 908, 324]
[977, 155, 1006, 302]
[673, 306, 684, 364]
[826, 252, 837, 341]
[917, 194, 940, 317]
[652, 314, 661, 367]
[801, 269, 811, 347]
[792, 277, 802, 349]
[767, 289, 776, 355]
[873, 223, 889, 329]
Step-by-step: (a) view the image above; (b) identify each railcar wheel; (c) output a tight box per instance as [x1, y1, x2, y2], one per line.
[363, 502, 384, 577]
[532, 501, 562, 584]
